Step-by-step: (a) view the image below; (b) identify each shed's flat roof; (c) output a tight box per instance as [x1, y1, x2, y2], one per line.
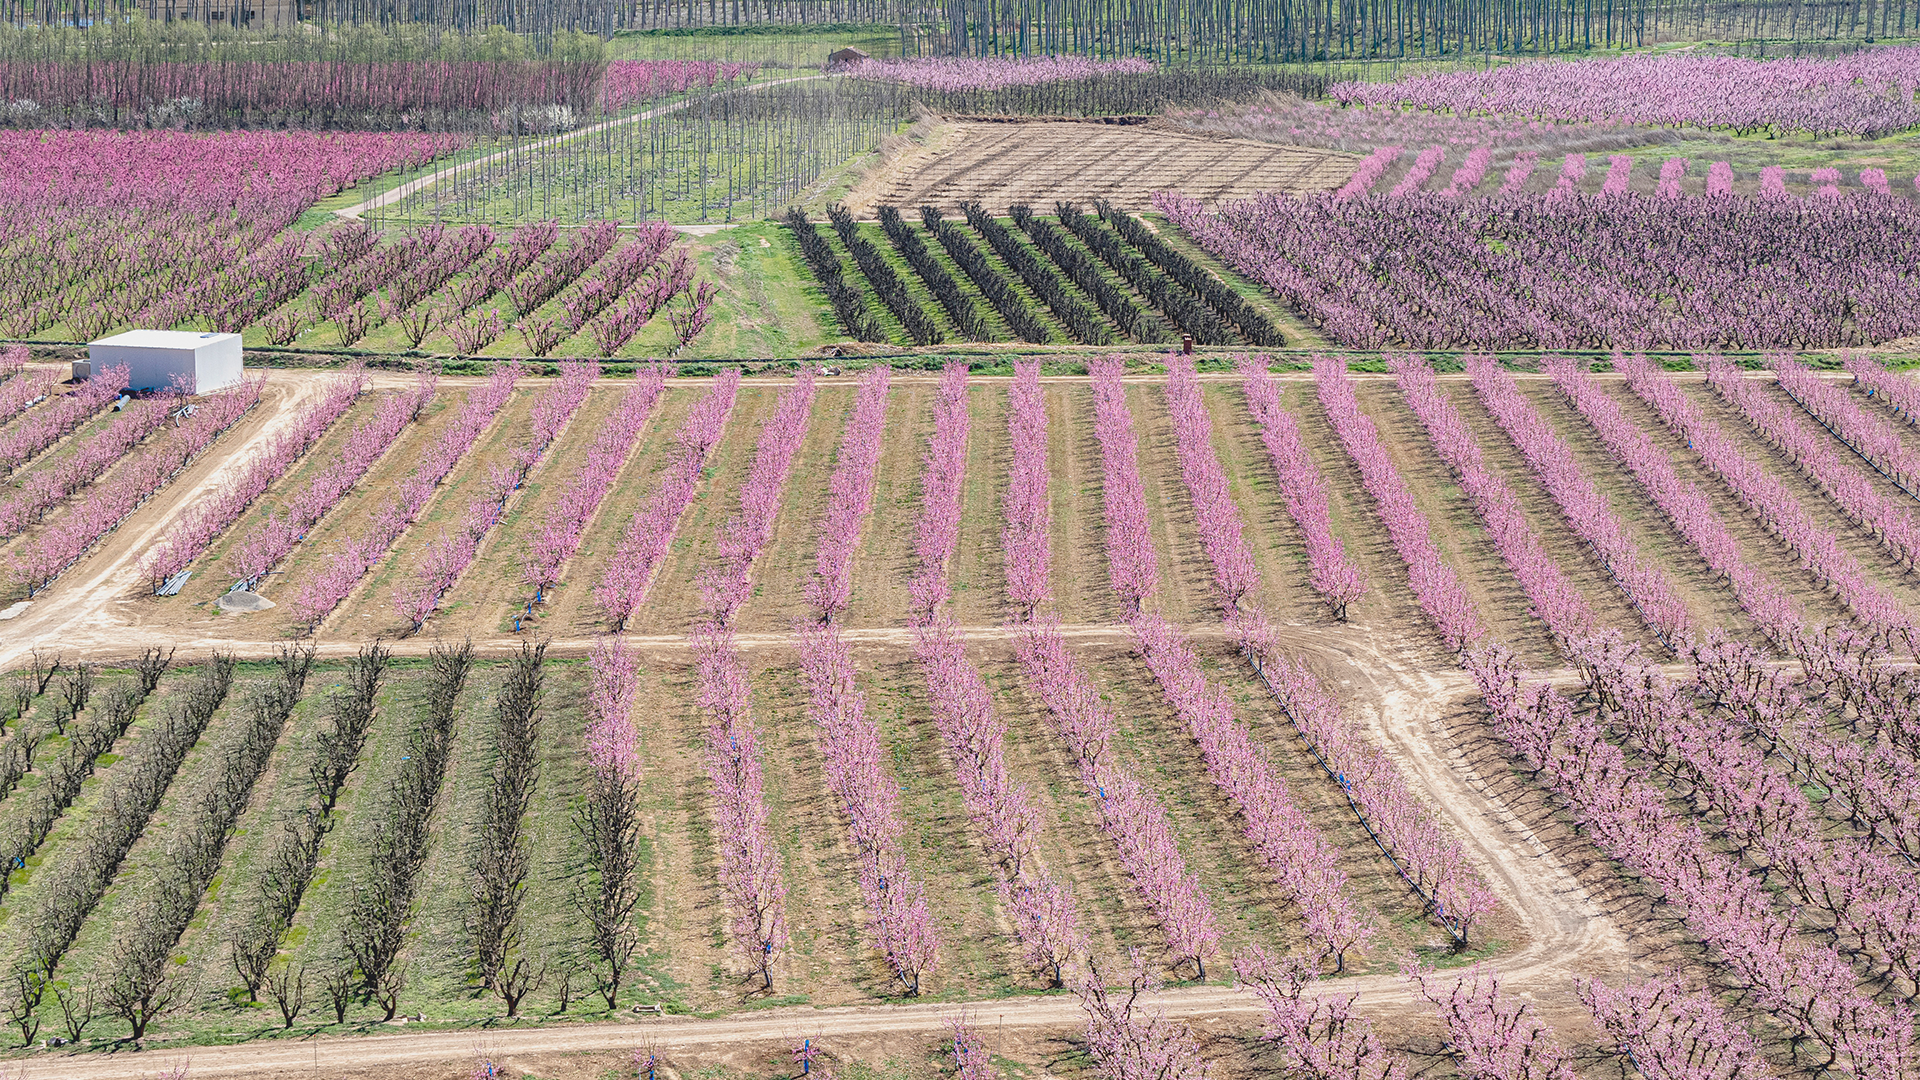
[90, 330, 241, 349]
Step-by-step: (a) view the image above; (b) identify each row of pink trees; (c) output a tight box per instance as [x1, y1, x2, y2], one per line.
[1708, 358, 1920, 571]
[1470, 649, 1915, 1079]
[1304, 358, 1824, 1080]
[1095, 356, 1371, 969]
[1160, 358, 1259, 614]
[690, 374, 817, 992]
[1001, 361, 1052, 618]
[0, 368, 57, 431]
[1238, 358, 1365, 619]
[1320, 354, 1912, 1076]
[9, 380, 262, 597]
[141, 371, 364, 588]
[1170, 356, 1492, 945]
[692, 624, 788, 990]
[806, 367, 892, 623]
[289, 364, 518, 626]
[0, 366, 128, 474]
[595, 369, 740, 630]
[910, 363, 1081, 989]
[1777, 357, 1920, 501]
[1316, 357, 1486, 650]
[908, 364, 973, 620]
[1090, 361, 1157, 611]
[0, 392, 175, 543]
[1466, 356, 1692, 645]
[521, 368, 668, 603]
[1624, 353, 1915, 642]
[392, 361, 598, 632]
[225, 373, 438, 587]
[1851, 354, 1920, 426]
[1016, 626, 1220, 980]
[701, 372, 817, 624]
[789, 366, 940, 993]
[800, 624, 938, 995]
[1392, 358, 1595, 647]
[1006, 361, 1221, 982]
[1578, 971, 1773, 1080]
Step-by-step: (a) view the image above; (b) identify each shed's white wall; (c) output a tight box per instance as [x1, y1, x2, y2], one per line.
[88, 334, 243, 394]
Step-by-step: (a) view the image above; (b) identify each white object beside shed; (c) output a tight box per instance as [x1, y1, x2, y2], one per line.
[87, 330, 243, 395]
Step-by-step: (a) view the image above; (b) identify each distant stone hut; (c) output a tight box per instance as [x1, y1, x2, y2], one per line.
[826, 47, 871, 71]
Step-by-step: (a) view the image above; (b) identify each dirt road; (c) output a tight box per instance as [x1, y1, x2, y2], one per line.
[0, 364, 1649, 1076]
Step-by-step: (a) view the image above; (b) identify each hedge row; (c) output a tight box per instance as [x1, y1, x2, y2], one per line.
[963, 202, 1111, 347]
[1057, 202, 1235, 346]
[878, 206, 997, 342]
[827, 205, 945, 346]
[920, 206, 1052, 345]
[785, 208, 887, 344]
[1011, 204, 1171, 345]
[1096, 200, 1286, 347]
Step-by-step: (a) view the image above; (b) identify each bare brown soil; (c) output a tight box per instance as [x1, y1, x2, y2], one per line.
[844, 120, 1360, 217]
[8, 366, 1904, 1078]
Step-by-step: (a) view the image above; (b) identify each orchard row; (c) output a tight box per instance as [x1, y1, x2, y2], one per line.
[788, 203, 1283, 349]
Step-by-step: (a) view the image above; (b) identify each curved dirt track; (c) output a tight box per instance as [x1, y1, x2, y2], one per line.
[4, 626, 1628, 1079]
[0, 365, 1641, 1076]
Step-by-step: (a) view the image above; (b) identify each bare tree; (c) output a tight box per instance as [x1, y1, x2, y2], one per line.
[133, 646, 175, 695]
[52, 983, 92, 1043]
[28, 650, 60, 696]
[231, 929, 275, 1004]
[266, 965, 306, 1030]
[372, 962, 407, 1023]
[469, 641, 546, 996]
[53, 662, 93, 734]
[321, 965, 354, 1025]
[498, 957, 547, 1018]
[6, 969, 43, 1046]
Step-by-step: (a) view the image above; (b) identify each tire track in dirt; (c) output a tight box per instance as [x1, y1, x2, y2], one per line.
[8, 623, 1633, 1080]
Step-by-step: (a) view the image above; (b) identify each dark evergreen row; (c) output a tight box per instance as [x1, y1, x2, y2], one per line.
[920, 208, 1054, 344]
[830, 205, 946, 346]
[1096, 201, 1285, 347]
[1057, 202, 1235, 346]
[1012, 204, 1170, 344]
[789, 201, 1286, 349]
[786, 208, 890, 344]
[878, 206, 996, 341]
[964, 202, 1111, 346]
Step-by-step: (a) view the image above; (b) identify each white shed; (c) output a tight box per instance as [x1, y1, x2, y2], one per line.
[87, 330, 243, 395]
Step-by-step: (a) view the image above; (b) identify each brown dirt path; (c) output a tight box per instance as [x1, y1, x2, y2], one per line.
[0, 368, 1684, 1076]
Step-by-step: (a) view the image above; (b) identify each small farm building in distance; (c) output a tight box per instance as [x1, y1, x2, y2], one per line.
[87, 330, 244, 395]
[827, 47, 871, 70]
